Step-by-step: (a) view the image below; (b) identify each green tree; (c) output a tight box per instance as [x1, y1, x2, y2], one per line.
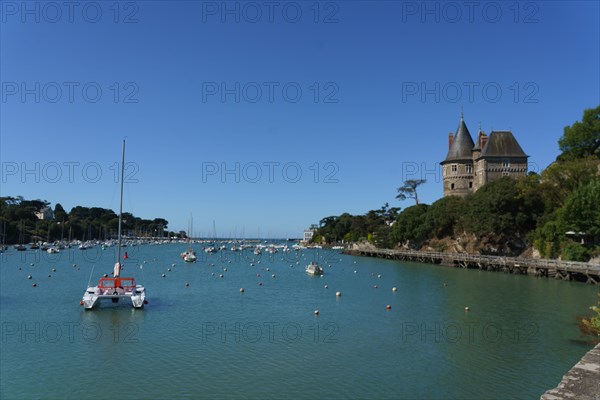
[558, 105, 600, 160]
[396, 179, 426, 205]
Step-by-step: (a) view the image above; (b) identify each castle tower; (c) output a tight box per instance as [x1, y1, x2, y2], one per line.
[441, 113, 475, 197]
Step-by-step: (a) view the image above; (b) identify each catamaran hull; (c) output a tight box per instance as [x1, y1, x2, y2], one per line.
[82, 287, 146, 309]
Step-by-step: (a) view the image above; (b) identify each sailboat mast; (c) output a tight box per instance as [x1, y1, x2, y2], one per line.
[117, 140, 125, 264]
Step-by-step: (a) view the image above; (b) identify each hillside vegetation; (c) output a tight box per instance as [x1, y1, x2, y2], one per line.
[313, 106, 600, 261]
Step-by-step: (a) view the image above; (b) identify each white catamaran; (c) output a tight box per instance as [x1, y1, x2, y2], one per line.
[81, 140, 147, 309]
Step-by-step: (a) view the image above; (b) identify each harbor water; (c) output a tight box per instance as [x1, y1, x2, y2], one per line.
[0, 243, 597, 399]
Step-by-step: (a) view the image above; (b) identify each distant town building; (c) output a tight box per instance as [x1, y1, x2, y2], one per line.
[441, 114, 529, 197]
[35, 206, 54, 221]
[303, 228, 316, 243]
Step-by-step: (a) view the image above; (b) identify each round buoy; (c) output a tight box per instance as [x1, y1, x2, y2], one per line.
[168, 268, 171, 272]
[27, 275, 32, 279]
[48, 274, 51, 278]
[32, 283, 37, 287]
[257, 274, 261, 278]
[336, 291, 341, 297]
[171, 263, 175, 267]
[30, 263, 34, 266]
[272, 274, 276, 278]
[374, 285, 378, 289]
[240, 288, 244, 293]
[18, 267, 21, 270]
[219, 274, 224, 278]
[314, 310, 319, 316]
[224, 268, 227, 271]
[103, 274, 108, 277]
[354, 270, 357, 274]
[258, 282, 263, 286]
[73, 264, 76, 267]
[392, 287, 398, 292]
[52, 268, 56, 272]
[185, 282, 189, 287]
[144, 300, 148, 304]
[162, 274, 166, 278]
[324, 285, 328, 289]
[266, 268, 270, 271]
[377, 274, 381, 278]
[386, 305, 392, 310]
[443, 283, 448, 287]
[464, 306, 470, 311]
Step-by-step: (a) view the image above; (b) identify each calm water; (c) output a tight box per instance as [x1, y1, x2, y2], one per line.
[1, 244, 597, 399]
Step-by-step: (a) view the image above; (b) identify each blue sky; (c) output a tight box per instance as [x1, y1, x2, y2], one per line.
[1, 1, 599, 238]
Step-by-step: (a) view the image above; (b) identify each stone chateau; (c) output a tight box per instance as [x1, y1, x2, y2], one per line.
[441, 114, 528, 197]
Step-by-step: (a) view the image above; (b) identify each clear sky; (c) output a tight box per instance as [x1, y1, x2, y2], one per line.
[1, 1, 599, 238]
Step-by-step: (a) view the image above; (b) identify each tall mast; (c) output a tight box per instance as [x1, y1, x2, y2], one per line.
[117, 140, 125, 264]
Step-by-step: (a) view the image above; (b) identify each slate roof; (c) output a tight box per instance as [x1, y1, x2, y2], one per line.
[480, 131, 528, 158]
[443, 115, 475, 163]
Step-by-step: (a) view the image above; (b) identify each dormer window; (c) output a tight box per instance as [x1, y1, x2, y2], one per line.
[502, 159, 510, 169]
[466, 164, 473, 174]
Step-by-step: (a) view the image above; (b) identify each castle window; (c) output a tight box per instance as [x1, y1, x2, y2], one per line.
[466, 164, 473, 174]
[469, 181, 473, 188]
[502, 159, 510, 169]
[451, 183, 455, 190]
[502, 171, 510, 176]
[451, 164, 457, 175]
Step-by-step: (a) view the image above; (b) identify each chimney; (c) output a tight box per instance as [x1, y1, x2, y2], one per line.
[448, 132, 454, 149]
[480, 134, 488, 150]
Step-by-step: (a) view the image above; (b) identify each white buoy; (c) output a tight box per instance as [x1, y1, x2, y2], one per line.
[219, 274, 224, 278]
[27, 275, 32, 279]
[336, 291, 341, 297]
[52, 268, 56, 272]
[272, 274, 276, 278]
[392, 287, 398, 292]
[354, 270, 357, 274]
[240, 288, 244, 293]
[314, 310, 319, 315]
[171, 263, 175, 267]
[324, 285, 328, 289]
[465, 306, 470, 311]
[168, 268, 171, 272]
[162, 274, 166, 277]
[377, 274, 381, 278]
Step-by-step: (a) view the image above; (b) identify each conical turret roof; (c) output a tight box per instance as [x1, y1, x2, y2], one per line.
[443, 114, 475, 163]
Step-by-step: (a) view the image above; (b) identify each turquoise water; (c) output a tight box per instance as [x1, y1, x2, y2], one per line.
[1, 244, 597, 399]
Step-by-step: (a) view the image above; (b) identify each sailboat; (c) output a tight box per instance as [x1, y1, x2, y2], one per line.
[181, 214, 197, 263]
[81, 140, 147, 309]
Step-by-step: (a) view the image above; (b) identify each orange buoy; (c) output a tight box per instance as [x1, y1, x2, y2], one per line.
[80, 300, 84, 305]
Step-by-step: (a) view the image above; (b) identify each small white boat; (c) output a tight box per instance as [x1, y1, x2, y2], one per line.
[82, 271, 146, 309]
[182, 249, 197, 262]
[305, 262, 324, 275]
[46, 247, 60, 254]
